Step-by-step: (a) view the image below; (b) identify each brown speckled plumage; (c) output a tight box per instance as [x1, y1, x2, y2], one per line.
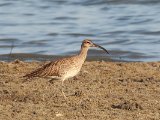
[23, 39, 109, 98]
[24, 55, 85, 80]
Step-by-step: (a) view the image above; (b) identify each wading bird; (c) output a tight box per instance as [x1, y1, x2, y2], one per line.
[23, 39, 109, 99]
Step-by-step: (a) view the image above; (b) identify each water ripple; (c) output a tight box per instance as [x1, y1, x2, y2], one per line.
[0, 0, 160, 61]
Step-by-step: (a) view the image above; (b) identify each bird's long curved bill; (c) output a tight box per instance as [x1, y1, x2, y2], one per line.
[93, 43, 109, 54]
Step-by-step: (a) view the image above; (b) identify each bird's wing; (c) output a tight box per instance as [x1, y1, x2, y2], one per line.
[23, 60, 60, 78]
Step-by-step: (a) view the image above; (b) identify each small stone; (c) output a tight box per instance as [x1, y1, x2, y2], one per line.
[55, 112, 63, 117]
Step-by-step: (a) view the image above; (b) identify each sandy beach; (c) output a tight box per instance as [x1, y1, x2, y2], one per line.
[0, 60, 160, 120]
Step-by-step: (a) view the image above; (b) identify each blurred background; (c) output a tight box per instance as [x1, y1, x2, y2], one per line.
[0, 0, 160, 61]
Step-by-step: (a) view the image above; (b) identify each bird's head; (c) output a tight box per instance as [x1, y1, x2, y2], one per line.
[81, 39, 109, 54]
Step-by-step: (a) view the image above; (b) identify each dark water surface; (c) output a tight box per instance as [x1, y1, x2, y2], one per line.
[0, 0, 160, 61]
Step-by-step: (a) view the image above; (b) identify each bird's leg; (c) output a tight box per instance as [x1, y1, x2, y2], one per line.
[61, 79, 67, 100]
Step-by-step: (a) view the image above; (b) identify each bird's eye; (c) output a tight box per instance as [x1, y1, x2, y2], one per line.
[86, 42, 90, 44]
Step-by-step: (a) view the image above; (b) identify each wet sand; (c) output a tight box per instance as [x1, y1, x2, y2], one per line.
[0, 60, 160, 120]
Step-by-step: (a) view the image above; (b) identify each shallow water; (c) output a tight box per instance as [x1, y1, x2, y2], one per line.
[0, 0, 160, 61]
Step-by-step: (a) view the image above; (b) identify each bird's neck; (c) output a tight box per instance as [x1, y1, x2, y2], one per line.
[78, 46, 89, 61]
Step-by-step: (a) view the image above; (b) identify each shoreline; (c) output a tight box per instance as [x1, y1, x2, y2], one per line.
[0, 53, 122, 62]
[0, 60, 160, 119]
[1, 53, 159, 62]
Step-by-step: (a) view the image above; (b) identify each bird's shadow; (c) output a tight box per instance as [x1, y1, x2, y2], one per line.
[21, 76, 60, 84]
[48, 78, 60, 84]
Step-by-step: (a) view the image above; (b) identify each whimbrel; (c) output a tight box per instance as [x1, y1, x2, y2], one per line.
[23, 39, 109, 98]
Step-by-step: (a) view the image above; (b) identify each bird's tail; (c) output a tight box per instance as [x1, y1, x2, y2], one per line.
[23, 62, 52, 79]
[23, 70, 39, 79]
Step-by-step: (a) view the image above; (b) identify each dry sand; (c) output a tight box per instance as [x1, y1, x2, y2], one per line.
[0, 60, 160, 120]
